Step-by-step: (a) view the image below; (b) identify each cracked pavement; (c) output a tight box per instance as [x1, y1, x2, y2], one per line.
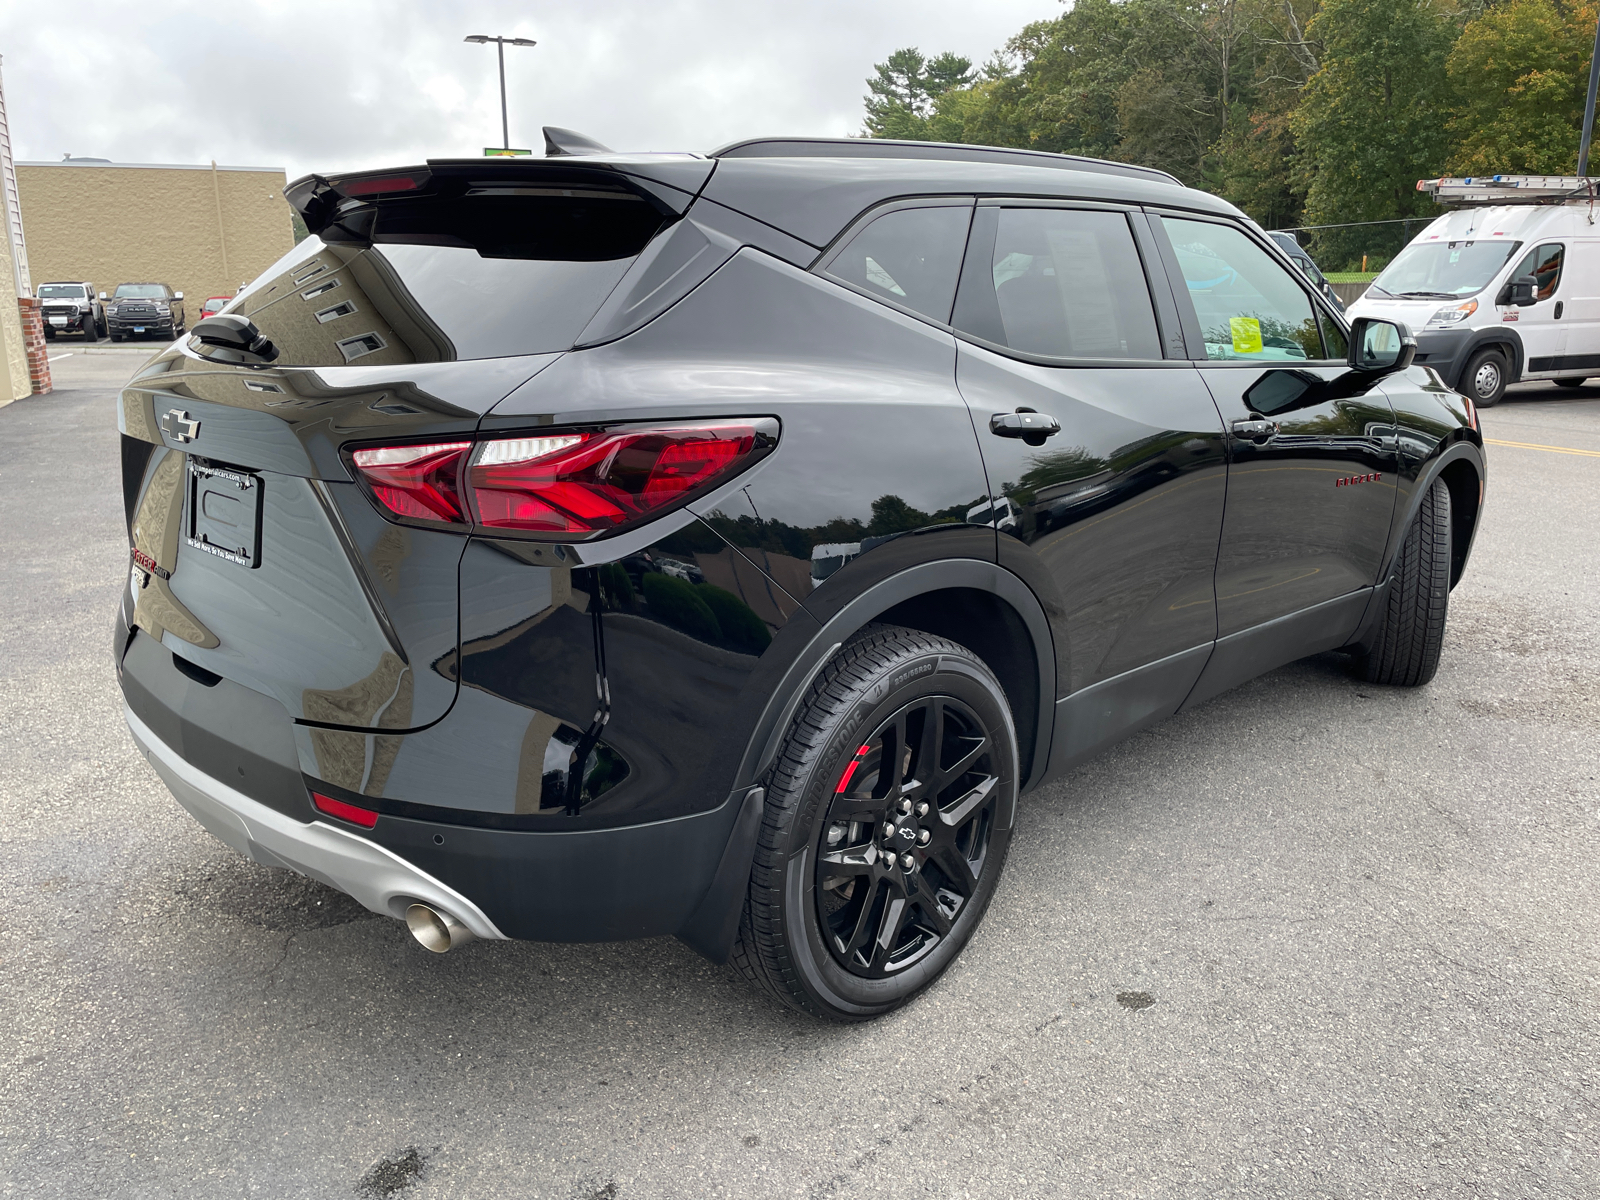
[0, 355, 1595, 1198]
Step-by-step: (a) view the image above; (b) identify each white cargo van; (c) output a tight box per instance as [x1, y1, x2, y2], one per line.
[1347, 176, 1600, 405]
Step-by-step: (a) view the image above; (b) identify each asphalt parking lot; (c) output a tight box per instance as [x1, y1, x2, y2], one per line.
[1, 351, 1595, 1199]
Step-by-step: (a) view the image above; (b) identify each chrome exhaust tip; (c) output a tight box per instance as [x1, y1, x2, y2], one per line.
[405, 902, 476, 953]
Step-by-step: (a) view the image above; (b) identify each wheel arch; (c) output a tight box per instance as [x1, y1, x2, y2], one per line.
[1392, 439, 1486, 590]
[1453, 328, 1524, 389]
[734, 559, 1057, 798]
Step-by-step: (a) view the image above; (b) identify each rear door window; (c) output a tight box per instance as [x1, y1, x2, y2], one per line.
[822, 205, 972, 324]
[951, 207, 1162, 360]
[1162, 217, 1325, 361]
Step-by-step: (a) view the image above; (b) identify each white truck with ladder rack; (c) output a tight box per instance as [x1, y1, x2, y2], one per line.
[1346, 174, 1600, 405]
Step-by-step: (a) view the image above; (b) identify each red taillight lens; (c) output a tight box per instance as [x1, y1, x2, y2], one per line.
[467, 422, 775, 537]
[312, 792, 378, 828]
[350, 441, 472, 526]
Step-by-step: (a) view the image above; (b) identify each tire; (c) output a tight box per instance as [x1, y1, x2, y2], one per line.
[731, 625, 1018, 1021]
[1555, 376, 1588, 388]
[1460, 347, 1508, 407]
[1356, 479, 1451, 687]
[110, 333, 123, 343]
[43, 326, 55, 341]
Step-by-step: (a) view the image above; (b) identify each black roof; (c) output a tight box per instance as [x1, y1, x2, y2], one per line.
[699, 150, 1238, 249]
[712, 136, 1182, 186]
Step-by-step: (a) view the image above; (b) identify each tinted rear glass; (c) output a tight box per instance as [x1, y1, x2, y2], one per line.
[227, 190, 668, 366]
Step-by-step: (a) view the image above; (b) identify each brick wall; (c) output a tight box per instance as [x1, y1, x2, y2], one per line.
[16, 297, 51, 395]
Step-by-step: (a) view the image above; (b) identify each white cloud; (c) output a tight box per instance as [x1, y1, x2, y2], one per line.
[0, 0, 1059, 178]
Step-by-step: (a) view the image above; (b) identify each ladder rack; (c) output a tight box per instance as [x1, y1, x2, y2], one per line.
[1418, 175, 1600, 206]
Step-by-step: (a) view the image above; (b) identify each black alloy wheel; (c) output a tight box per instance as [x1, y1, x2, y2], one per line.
[815, 694, 999, 978]
[733, 625, 1016, 1021]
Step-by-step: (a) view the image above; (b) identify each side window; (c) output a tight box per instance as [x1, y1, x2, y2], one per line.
[823, 205, 972, 324]
[1162, 217, 1325, 361]
[1510, 243, 1563, 300]
[952, 207, 1162, 360]
[1320, 311, 1349, 360]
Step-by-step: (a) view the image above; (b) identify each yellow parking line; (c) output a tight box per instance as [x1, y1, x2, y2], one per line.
[1485, 437, 1600, 458]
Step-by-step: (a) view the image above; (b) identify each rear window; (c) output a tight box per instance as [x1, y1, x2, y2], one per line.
[228, 188, 671, 366]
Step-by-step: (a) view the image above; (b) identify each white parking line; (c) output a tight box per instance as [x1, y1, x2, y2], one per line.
[46, 352, 73, 362]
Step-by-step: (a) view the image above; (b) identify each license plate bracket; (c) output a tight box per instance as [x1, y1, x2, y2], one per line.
[187, 459, 264, 568]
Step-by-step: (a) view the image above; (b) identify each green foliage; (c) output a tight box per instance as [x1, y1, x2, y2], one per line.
[1446, 0, 1599, 175]
[862, 0, 1600, 263]
[1289, 0, 1457, 266]
[864, 47, 976, 139]
[696, 585, 772, 654]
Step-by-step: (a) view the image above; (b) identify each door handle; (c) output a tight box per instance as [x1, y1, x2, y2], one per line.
[1555, 300, 1564, 319]
[1231, 418, 1278, 441]
[990, 410, 1061, 440]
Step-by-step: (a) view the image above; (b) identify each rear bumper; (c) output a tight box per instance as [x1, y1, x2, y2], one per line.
[126, 702, 507, 939]
[117, 622, 745, 945]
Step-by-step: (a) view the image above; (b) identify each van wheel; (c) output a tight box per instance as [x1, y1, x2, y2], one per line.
[1355, 479, 1451, 687]
[1461, 348, 1508, 407]
[731, 625, 1017, 1021]
[1555, 376, 1588, 388]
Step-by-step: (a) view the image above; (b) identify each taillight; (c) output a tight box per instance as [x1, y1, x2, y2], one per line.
[350, 441, 472, 527]
[348, 420, 777, 540]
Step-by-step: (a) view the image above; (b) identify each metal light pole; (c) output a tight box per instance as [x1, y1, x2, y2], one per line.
[464, 34, 537, 151]
[1579, 12, 1600, 177]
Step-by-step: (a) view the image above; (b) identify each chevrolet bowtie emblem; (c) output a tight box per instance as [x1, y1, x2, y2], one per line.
[160, 409, 200, 443]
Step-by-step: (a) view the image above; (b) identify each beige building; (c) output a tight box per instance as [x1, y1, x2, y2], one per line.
[16, 160, 296, 316]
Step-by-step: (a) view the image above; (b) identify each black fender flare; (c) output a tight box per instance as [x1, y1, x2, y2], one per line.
[1350, 435, 1486, 653]
[1452, 327, 1524, 388]
[676, 557, 1058, 963]
[735, 557, 1057, 796]
[1389, 436, 1487, 575]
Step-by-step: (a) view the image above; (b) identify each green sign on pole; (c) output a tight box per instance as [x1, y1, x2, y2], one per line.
[484, 148, 533, 157]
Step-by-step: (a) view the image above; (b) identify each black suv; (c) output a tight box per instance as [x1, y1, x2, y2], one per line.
[115, 133, 1485, 1021]
[107, 282, 185, 341]
[36, 280, 103, 339]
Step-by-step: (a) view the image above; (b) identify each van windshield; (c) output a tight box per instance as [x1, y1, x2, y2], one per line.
[1369, 239, 1521, 299]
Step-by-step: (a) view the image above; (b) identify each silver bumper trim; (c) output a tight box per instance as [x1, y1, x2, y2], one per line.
[124, 703, 505, 940]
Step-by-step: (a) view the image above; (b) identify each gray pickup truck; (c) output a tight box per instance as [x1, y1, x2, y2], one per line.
[36, 281, 104, 339]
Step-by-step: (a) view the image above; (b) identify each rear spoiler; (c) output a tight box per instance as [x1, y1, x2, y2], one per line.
[285, 153, 715, 237]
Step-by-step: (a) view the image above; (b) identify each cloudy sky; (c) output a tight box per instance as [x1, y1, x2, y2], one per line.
[1, 0, 1061, 180]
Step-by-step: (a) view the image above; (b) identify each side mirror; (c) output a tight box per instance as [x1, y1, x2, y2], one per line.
[1506, 274, 1537, 307]
[98, 291, 107, 300]
[173, 291, 184, 301]
[1349, 317, 1415, 374]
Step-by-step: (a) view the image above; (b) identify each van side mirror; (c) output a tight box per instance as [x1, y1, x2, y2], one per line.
[1505, 274, 1537, 307]
[1349, 317, 1415, 374]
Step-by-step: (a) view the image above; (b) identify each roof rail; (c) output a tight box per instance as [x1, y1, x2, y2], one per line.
[711, 136, 1182, 186]
[1419, 175, 1600, 206]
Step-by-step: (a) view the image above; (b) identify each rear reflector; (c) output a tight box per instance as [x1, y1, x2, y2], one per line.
[312, 792, 379, 829]
[348, 420, 778, 540]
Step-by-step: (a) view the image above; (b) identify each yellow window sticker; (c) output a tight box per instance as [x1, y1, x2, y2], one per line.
[1229, 316, 1263, 355]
